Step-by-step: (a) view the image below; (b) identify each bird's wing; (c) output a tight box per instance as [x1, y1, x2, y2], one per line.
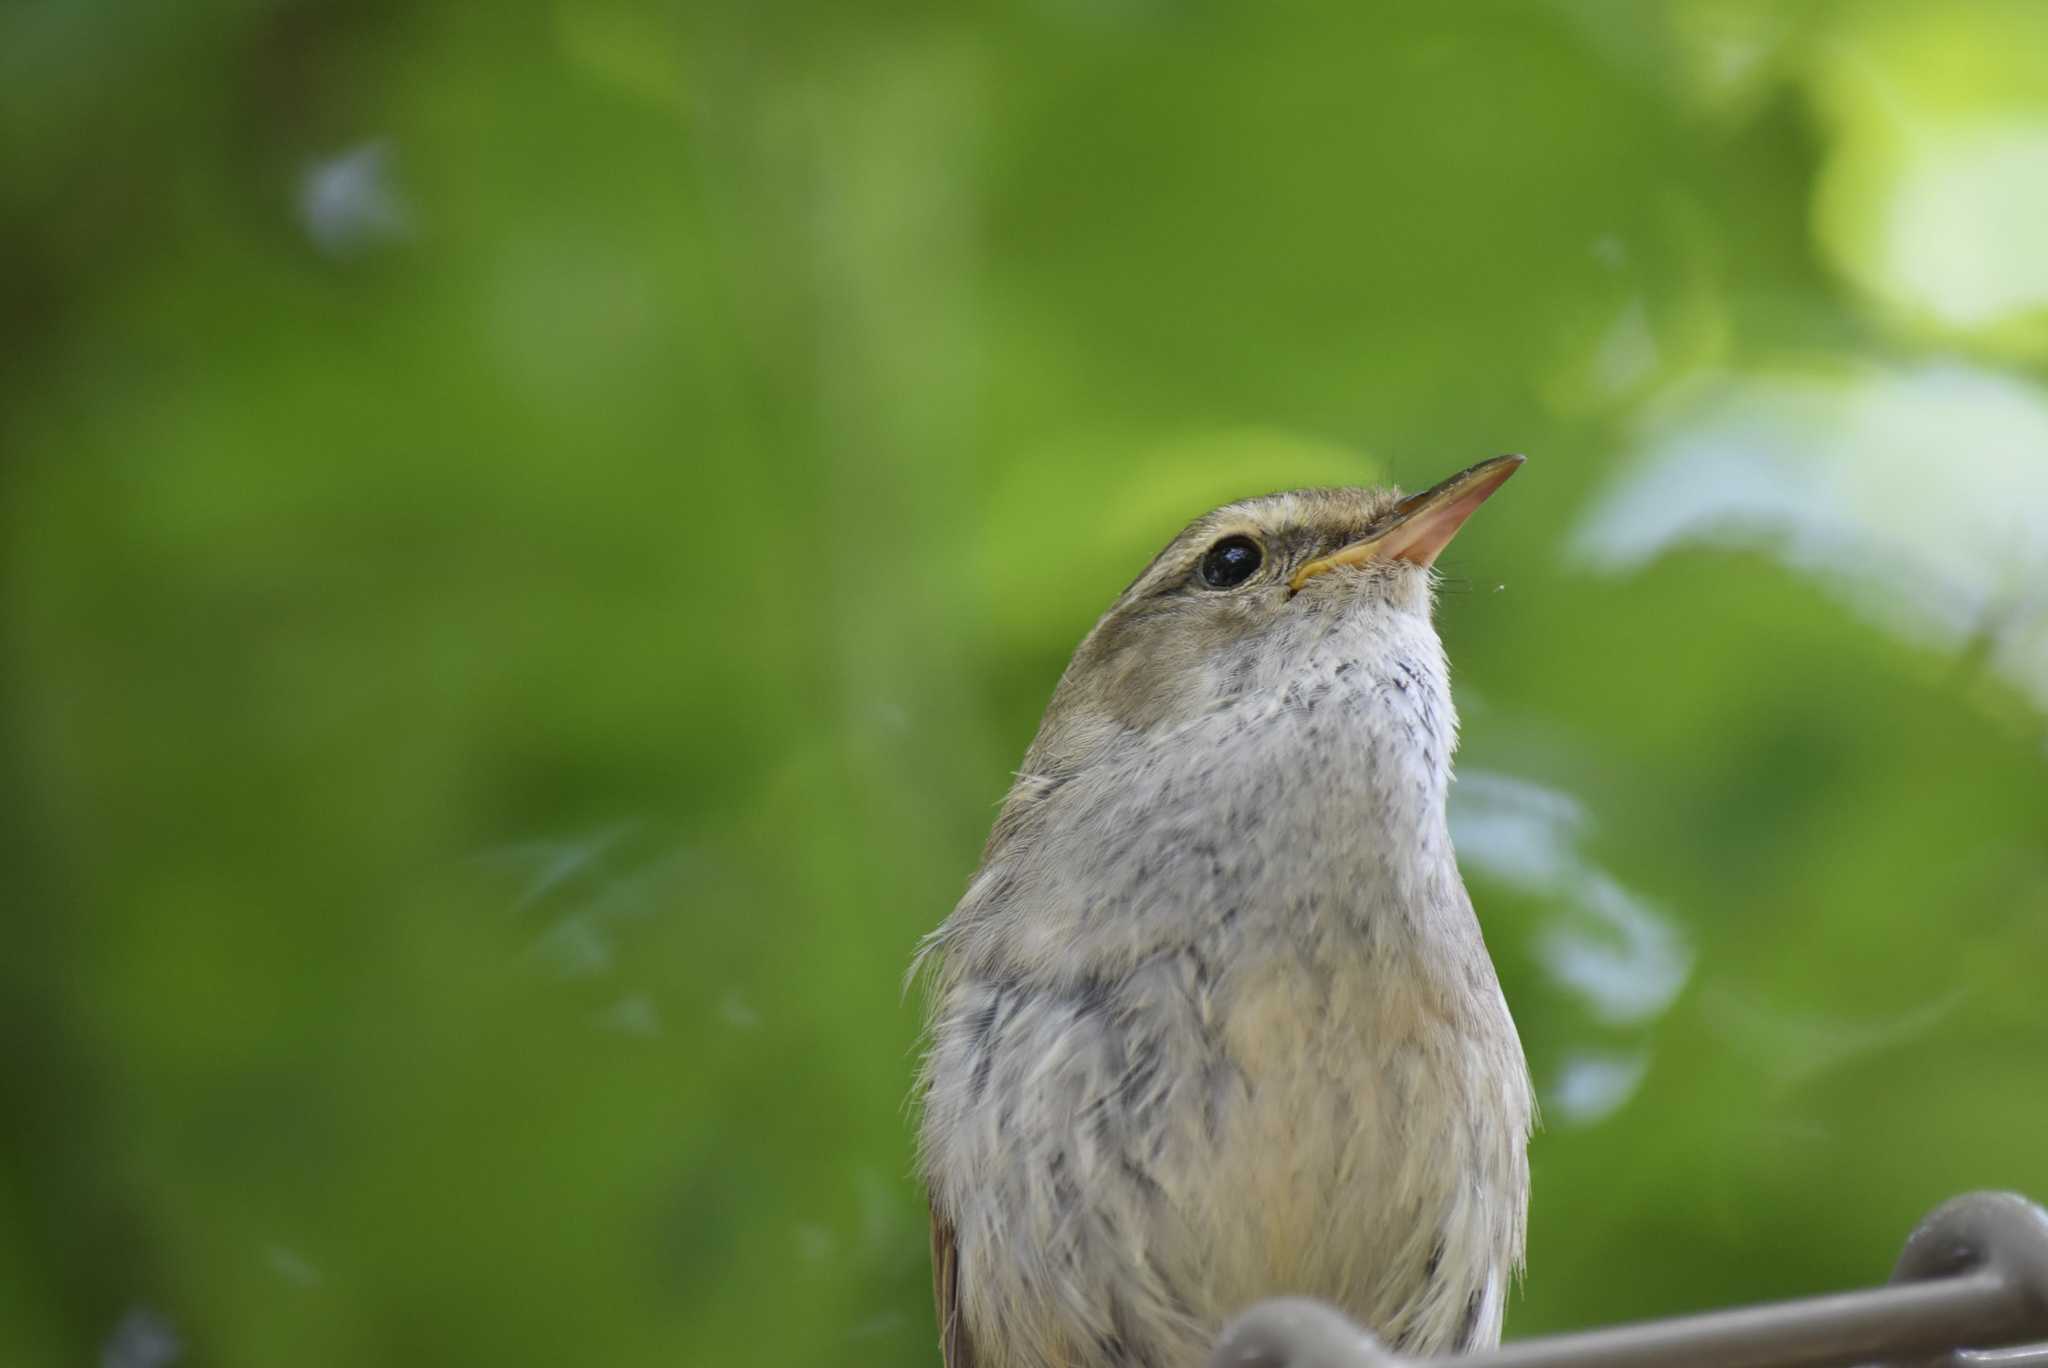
[931, 1201, 977, 1368]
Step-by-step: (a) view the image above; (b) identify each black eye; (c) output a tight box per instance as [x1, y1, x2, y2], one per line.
[1199, 535, 1263, 589]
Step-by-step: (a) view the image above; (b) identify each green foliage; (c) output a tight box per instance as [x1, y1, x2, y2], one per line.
[4, 2, 2046, 1364]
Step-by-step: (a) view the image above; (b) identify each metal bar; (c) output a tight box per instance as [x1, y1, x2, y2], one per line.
[1206, 1191, 2048, 1368]
[1464, 1270, 2015, 1368]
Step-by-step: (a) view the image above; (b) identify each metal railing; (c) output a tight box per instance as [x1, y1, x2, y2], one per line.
[1208, 1191, 2048, 1368]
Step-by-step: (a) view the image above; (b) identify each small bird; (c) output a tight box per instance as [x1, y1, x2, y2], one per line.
[914, 456, 1535, 1368]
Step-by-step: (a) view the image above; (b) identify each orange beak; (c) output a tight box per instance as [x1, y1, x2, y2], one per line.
[1288, 454, 1524, 593]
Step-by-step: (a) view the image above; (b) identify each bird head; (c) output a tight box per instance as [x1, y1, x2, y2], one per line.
[1023, 456, 1524, 769]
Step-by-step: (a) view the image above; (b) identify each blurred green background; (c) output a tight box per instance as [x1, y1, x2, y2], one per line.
[6, 1, 2048, 1364]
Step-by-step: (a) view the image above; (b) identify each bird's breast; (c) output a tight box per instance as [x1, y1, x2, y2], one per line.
[922, 636, 1531, 1359]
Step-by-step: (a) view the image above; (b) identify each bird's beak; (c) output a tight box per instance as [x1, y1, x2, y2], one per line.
[1288, 454, 1525, 593]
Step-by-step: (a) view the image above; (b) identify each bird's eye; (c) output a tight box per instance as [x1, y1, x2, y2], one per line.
[1198, 535, 1264, 589]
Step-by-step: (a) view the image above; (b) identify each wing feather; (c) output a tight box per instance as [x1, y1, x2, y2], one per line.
[931, 1202, 977, 1368]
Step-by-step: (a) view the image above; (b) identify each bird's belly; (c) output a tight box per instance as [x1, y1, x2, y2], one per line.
[925, 940, 1525, 1365]
[1183, 951, 1516, 1352]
